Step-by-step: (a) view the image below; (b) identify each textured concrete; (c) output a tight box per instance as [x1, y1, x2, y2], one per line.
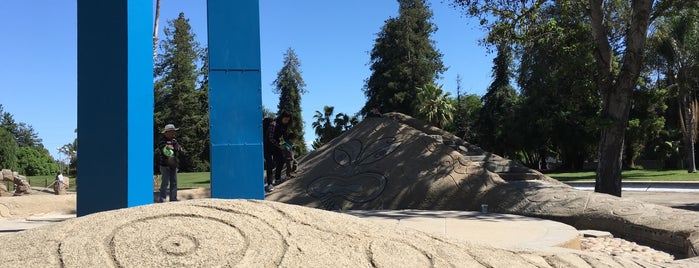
[345, 210, 581, 250]
[0, 199, 696, 267]
[266, 113, 699, 259]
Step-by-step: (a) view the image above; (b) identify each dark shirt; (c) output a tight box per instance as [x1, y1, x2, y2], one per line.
[157, 136, 181, 168]
[265, 120, 287, 148]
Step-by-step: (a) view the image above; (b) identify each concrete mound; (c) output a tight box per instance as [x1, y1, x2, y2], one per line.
[267, 113, 699, 259]
[1, 199, 694, 267]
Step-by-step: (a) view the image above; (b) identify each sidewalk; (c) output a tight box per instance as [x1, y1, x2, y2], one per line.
[344, 210, 581, 250]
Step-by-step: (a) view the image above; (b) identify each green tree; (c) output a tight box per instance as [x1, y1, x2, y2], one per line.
[364, 0, 446, 116]
[311, 106, 358, 149]
[648, 5, 699, 172]
[625, 87, 667, 169]
[477, 43, 518, 157]
[59, 129, 78, 175]
[154, 12, 209, 172]
[452, 94, 483, 143]
[514, 2, 601, 170]
[416, 83, 454, 128]
[273, 48, 308, 156]
[0, 127, 18, 170]
[15, 147, 59, 176]
[452, 0, 659, 196]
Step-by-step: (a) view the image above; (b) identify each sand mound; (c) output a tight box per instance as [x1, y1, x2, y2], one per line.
[267, 113, 699, 259]
[2, 199, 694, 267]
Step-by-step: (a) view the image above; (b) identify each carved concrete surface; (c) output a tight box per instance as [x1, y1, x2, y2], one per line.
[1, 199, 695, 267]
[267, 113, 699, 261]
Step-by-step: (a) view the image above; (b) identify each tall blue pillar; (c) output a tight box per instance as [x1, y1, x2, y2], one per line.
[207, 0, 264, 199]
[77, 0, 153, 216]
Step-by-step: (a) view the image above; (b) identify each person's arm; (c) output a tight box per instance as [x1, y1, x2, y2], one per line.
[267, 123, 277, 145]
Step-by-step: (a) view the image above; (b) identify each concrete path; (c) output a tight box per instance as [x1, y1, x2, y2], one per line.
[344, 210, 581, 250]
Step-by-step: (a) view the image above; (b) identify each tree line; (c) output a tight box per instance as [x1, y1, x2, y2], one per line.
[7, 1, 696, 199]
[0, 104, 59, 176]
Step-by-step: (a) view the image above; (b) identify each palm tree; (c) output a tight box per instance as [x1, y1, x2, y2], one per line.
[416, 83, 455, 128]
[650, 7, 699, 172]
[153, 0, 161, 61]
[311, 106, 358, 149]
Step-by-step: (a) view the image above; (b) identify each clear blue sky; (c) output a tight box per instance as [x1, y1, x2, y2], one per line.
[0, 0, 493, 159]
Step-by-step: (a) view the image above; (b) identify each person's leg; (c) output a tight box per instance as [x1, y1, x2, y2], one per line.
[264, 149, 274, 186]
[159, 166, 169, 202]
[273, 148, 285, 182]
[169, 168, 178, 201]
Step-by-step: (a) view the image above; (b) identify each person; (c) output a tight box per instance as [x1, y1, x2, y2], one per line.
[367, 105, 382, 118]
[56, 172, 64, 184]
[156, 123, 183, 202]
[283, 133, 298, 179]
[264, 112, 291, 192]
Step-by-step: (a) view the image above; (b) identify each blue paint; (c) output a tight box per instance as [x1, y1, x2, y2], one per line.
[77, 0, 153, 216]
[207, 0, 264, 199]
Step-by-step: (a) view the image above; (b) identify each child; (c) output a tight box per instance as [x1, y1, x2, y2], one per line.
[283, 133, 298, 179]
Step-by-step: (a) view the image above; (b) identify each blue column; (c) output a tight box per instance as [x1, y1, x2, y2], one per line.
[77, 0, 153, 216]
[207, 0, 264, 199]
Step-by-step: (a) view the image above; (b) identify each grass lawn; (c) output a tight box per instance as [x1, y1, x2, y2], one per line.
[15, 170, 696, 192]
[15, 172, 212, 193]
[547, 169, 699, 182]
[172, 172, 211, 188]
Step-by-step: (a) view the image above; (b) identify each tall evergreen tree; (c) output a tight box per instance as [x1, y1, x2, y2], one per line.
[364, 0, 446, 116]
[0, 127, 17, 170]
[477, 43, 518, 157]
[273, 48, 308, 156]
[154, 12, 209, 171]
[513, 2, 601, 170]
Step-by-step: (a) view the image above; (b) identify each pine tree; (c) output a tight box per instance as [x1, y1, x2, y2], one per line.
[273, 48, 308, 156]
[154, 12, 209, 171]
[364, 0, 445, 116]
[477, 43, 518, 157]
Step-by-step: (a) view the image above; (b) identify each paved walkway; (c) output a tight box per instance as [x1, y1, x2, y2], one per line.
[344, 210, 581, 250]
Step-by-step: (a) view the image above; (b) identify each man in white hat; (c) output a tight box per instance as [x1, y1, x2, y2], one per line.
[156, 123, 183, 202]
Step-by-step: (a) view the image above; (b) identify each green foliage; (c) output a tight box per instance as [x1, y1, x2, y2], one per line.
[0, 127, 18, 170]
[154, 12, 210, 172]
[647, 4, 699, 172]
[15, 147, 59, 176]
[477, 43, 518, 158]
[416, 83, 454, 128]
[311, 106, 358, 149]
[273, 48, 308, 156]
[58, 129, 78, 175]
[364, 0, 445, 116]
[0, 104, 53, 173]
[625, 87, 668, 169]
[448, 92, 482, 141]
[512, 3, 601, 170]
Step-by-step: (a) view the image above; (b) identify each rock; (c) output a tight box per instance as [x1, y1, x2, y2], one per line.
[1, 169, 12, 181]
[580, 230, 614, 238]
[12, 174, 30, 196]
[53, 176, 69, 195]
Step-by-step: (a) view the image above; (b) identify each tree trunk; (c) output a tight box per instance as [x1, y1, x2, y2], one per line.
[682, 94, 697, 173]
[153, 0, 161, 61]
[590, 0, 653, 197]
